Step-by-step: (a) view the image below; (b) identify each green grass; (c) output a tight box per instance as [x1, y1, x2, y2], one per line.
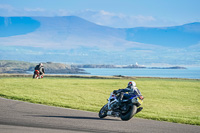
[0, 77, 199, 125]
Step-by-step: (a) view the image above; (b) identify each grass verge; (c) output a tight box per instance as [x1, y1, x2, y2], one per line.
[0, 77, 199, 125]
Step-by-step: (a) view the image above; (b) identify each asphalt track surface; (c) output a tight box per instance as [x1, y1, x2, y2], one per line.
[0, 98, 199, 133]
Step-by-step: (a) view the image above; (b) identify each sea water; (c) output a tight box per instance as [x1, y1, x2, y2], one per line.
[82, 67, 200, 79]
[27, 67, 200, 79]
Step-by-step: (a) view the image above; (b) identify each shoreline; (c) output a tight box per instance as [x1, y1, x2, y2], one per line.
[0, 74, 199, 80]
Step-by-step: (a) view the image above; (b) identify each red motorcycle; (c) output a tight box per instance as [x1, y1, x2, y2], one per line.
[33, 70, 43, 79]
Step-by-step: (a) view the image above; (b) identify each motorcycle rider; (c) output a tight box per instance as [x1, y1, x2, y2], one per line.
[34, 63, 45, 78]
[113, 81, 143, 113]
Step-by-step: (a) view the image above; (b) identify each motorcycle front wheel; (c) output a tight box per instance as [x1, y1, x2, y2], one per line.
[99, 104, 108, 118]
[120, 105, 137, 121]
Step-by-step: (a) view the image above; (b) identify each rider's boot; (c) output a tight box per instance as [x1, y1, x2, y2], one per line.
[136, 107, 143, 113]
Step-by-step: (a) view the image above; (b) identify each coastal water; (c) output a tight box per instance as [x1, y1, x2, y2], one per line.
[81, 67, 200, 79]
[27, 67, 200, 79]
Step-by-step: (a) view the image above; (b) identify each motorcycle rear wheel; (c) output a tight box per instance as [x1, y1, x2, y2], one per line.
[120, 105, 137, 121]
[99, 104, 108, 118]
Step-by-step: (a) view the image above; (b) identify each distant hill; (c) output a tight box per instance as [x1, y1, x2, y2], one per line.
[1, 16, 199, 48]
[126, 22, 200, 47]
[0, 17, 40, 37]
[0, 16, 126, 49]
[0, 16, 200, 65]
[0, 60, 87, 74]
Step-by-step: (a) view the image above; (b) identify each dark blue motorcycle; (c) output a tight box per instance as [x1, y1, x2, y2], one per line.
[99, 91, 144, 121]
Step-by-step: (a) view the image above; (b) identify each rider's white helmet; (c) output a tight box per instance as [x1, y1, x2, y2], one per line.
[127, 81, 136, 88]
[39, 63, 43, 66]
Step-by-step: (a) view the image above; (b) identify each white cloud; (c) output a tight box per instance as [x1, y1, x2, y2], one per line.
[99, 10, 115, 16]
[130, 15, 156, 23]
[24, 8, 45, 12]
[0, 5, 179, 28]
[74, 10, 169, 28]
[57, 9, 71, 16]
[0, 4, 14, 11]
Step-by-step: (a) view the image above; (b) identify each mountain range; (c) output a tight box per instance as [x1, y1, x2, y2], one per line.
[0, 16, 200, 65]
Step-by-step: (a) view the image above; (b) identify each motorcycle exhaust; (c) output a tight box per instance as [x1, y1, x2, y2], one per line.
[107, 111, 120, 117]
[107, 111, 113, 116]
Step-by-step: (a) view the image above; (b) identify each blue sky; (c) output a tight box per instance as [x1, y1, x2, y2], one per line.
[0, 0, 200, 28]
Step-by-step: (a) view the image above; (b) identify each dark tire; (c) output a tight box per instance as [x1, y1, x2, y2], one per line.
[99, 104, 108, 118]
[120, 105, 137, 121]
